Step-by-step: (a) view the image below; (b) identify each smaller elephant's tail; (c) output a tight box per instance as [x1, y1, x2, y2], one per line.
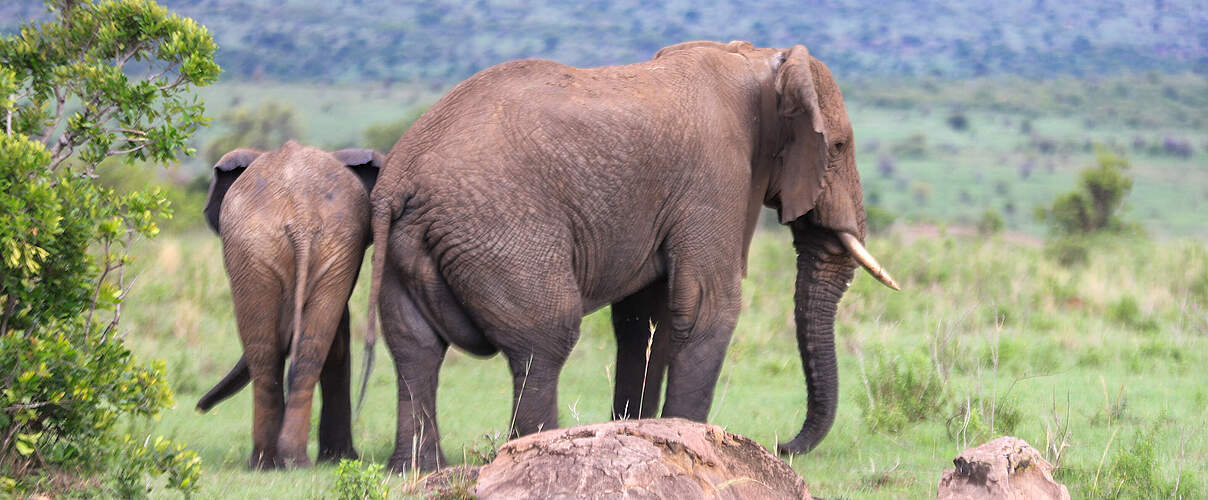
[196, 355, 250, 412]
[285, 226, 312, 397]
[356, 206, 390, 418]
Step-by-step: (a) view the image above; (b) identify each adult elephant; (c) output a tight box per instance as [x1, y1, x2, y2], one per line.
[199, 141, 381, 468]
[362, 40, 899, 472]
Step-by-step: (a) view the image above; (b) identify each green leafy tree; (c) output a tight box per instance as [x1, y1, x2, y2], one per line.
[1036, 151, 1134, 236]
[203, 101, 302, 164]
[0, 0, 218, 495]
[363, 104, 431, 154]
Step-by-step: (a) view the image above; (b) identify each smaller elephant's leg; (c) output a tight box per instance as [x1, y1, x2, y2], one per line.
[277, 279, 350, 467]
[380, 272, 448, 473]
[611, 280, 672, 420]
[659, 261, 742, 422]
[229, 285, 286, 469]
[316, 305, 357, 463]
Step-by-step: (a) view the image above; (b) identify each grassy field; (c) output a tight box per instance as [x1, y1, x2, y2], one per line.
[117, 226, 1208, 498]
[97, 70, 1208, 497]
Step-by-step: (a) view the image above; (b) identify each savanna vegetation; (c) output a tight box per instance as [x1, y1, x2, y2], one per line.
[3, 0, 1205, 498]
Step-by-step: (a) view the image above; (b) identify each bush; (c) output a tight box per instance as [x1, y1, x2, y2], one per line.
[946, 395, 1022, 447]
[857, 349, 949, 433]
[1107, 295, 1159, 333]
[946, 112, 969, 131]
[203, 102, 302, 164]
[331, 459, 389, 500]
[1036, 151, 1134, 236]
[363, 104, 431, 153]
[0, 0, 217, 494]
[977, 209, 1004, 235]
[865, 204, 897, 235]
[1044, 237, 1090, 267]
[1070, 419, 1204, 499]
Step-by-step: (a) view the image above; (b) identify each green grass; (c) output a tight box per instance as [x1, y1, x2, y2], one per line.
[117, 227, 1208, 498]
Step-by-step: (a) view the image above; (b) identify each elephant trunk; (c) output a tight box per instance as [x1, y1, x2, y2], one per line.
[776, 221, 855, 455]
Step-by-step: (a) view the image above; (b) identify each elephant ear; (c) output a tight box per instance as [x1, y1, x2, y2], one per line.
[773, 44, 829, 224]
[204, 149, 263, 234]
[332, 148, 384, 194]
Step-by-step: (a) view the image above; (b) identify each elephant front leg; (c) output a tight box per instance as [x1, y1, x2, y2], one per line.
[317, 305, 357, 463]
[611, 280, 672, 420]
[658, 262, 741, 422]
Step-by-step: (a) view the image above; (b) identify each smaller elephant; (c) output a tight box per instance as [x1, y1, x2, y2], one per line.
[197, 141, 381, 468]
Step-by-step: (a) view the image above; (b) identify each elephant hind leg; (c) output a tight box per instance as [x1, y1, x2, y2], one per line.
[229, 278, 287, 469]
[277, 273, 354, 467]
[611, 279, 672, 420]
[380, 270, 448, 473]
[316, 305, 357, 463]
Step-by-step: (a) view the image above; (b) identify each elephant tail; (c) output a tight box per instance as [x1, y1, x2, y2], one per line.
[285, 225, 312, 397]
[196, 355, 250, 413]
[356, 206, 390, 418]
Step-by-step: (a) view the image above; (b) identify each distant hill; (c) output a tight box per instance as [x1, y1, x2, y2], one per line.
[4, 0, 1205, 84]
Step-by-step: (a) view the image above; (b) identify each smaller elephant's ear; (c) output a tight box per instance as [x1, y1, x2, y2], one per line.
[772, 45, 828, 224]
[332, 148, 384, 194]
[204, 149, 262, 233]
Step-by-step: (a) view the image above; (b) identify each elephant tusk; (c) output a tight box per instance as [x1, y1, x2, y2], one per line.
[837, 232, 900, 291]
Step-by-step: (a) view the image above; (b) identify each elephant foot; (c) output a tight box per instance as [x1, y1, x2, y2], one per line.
[277, 448, 313, 468]
[317, 445, 359, 464]
[248, 450, 284, 470]
[388, 450, 445, 474]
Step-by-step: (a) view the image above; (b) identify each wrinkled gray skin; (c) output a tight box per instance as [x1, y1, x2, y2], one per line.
[199, 141, 381, 468]
[365, 40, 881, 472]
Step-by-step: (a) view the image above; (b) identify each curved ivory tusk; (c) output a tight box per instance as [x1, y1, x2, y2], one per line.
[837, 232, 901, 291]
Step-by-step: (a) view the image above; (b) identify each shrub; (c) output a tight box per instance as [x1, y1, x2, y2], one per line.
[1044, 237, 1090, 267]
[203, 102, 302, 164]
[363, 104, 431, 153]
[1108, 295, 1159, 333]
[857, 349, 949, 433]
[865, 205, 897, 235]
[946, 112, 969, 131]
[1036, 151, 1134, 236]
[0, 0, 218, 494]
[946, 395, 1022, 447]
[890, 133, 928, 158]
[977, 209, 1004, 235]
[331, 459, 389, 500]
[1073, 419, 1204, 499]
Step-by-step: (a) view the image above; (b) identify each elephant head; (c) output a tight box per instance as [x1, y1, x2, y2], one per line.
[203, 146, 384, 234]
[770, 44, 899, 454]
[654, 41, 899, 453]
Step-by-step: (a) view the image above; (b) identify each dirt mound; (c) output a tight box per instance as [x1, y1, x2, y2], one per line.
[471, 418, 811, 499]
[937, 436, 1069, 500]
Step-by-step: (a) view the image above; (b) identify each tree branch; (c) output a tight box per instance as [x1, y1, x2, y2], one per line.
[107, 144, 146, 156]
[84, 238, 113, 332]
[40, 86, 67, 147]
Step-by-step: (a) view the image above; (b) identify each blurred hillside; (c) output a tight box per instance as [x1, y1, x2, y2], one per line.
[4, 0, 1205, 84]
[5, 1, 1205, 237]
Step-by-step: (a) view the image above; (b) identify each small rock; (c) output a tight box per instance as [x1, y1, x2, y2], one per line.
[473, 418, 811, 499]
[937, 436, 1069, 500]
